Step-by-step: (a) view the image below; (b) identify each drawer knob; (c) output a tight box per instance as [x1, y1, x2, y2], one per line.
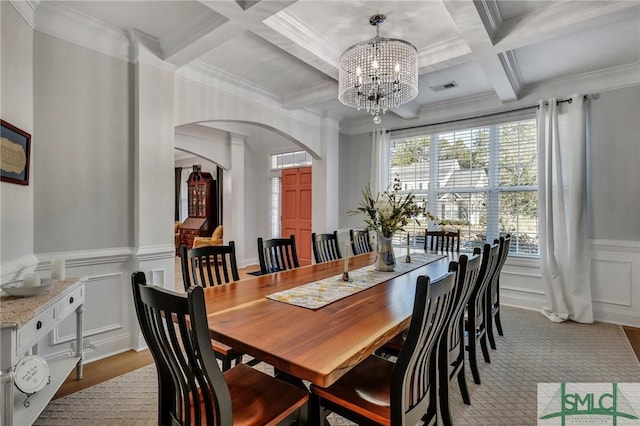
[69, 296, 74, 304]
[36, 321, 42, 330]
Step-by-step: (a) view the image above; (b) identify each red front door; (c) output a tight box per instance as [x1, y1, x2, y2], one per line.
[281, 167, 312, 265]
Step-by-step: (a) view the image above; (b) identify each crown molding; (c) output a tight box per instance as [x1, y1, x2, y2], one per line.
[473, 0, 502, 43]
[417, 37, 472, 71]
[264, 10, 341, 66]
[127, 29, 175, 72]
[179, 60, 281, 106]
[498, 50, 524, 97]
[519, 61, 640, 102]
[9, 0, 38, 29]
[34, 1, 130, 62]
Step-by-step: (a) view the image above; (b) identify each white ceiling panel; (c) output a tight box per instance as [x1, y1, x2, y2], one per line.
[57, 1, 216, 42]
[198, 31, 331, 96]
[515, 15, 640, 85]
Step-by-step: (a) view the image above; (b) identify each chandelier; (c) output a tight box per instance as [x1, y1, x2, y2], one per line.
[338, 14, 418, 124]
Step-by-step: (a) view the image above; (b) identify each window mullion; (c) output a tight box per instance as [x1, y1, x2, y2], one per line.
[429, 134, 439, 222]
[486, 124, 500, 241]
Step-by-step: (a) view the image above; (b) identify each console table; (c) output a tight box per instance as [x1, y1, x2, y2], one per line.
[1, 278, 84, 426]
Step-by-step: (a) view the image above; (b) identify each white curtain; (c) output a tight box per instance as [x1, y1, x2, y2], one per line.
[370, 129, 390, 195]
[537, 95, 593, 323]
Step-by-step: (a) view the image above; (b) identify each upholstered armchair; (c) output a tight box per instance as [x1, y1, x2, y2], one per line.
[192, 225, 223, 248]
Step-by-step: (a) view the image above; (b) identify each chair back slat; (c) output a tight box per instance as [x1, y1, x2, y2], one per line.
[131, 272, 233, 426]
[489, 234, 511, 306]
[349, 229, 372, 255]
[258, 235, 300, 274]
[312, 231, 342, 263]
[470, 243, 500, 321]
[424, 229, 461, 253]
[181, 242, 240, 292]
[390, 271, 456, 426]
[446, 253, 482, 350]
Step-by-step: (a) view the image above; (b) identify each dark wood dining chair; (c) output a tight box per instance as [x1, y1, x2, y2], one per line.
[466, 242, 500, 385]
[180, 242, 245, 371]
[180, 242, 240, 291]
[257, 235, 300, 275]
[131, 272, 308, 426]
[349, 229, 372, 255]
[311, 231, 342, 264]
[486, 234, 511, 350]
[424, 228, 460, 252]
[438, 253, 482, 425]
[309, 271, 456, 426]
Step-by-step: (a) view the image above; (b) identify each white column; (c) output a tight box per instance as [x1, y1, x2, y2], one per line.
[129, 30, 176, 349]
[226, 133, 246, 263]
[312, 114, 340, 233]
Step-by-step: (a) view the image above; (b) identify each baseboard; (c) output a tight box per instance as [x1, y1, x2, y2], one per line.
[76, 333, 134, 364]
[594, 308, 640, 328]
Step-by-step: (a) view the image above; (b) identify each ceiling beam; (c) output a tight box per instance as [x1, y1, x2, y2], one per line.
[442, 0, 520, 102]
[164, 0, 297, 67]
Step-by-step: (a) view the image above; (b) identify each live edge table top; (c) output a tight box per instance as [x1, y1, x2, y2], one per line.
[201, 251, 459, 387]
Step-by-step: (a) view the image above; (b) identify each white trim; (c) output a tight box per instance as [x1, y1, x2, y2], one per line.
[134, 245, 176, 262]
[36, 248, 132, 268]
[34, 1, 130, 62]
[176, 62, 325, 128]
[9, 0, 37, 28]
[592, 239, 640, 253]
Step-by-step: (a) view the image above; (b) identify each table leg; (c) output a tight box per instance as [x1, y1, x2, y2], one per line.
[75, 304, 84, 379]
[1, 367, 15, 426]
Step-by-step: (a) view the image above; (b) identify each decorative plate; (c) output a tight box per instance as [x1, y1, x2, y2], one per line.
[14, 355, 50, 394]
[1, 279, 56, 297]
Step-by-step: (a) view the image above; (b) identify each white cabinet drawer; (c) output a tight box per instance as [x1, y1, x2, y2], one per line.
[57, 286, 83, 319]
[16, 305, 56, 354]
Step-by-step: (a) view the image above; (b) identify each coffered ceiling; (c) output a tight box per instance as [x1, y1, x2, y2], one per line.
[43, 0, 640, 125]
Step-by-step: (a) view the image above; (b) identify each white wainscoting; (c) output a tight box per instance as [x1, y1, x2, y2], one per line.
[590, 240, 640, 326]
[501, 239, 640, 327]
[28, 246, 175, 363]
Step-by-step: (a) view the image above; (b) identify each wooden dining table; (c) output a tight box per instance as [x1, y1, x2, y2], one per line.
[201, 250, 459, 388]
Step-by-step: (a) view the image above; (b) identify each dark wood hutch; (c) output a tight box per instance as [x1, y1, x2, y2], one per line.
[179, 165, 219, 249]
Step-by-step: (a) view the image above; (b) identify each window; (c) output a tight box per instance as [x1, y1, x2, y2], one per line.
[270, 176, 281, 238]
[389, 117, 538, 256]
[271, 151, 312, 169]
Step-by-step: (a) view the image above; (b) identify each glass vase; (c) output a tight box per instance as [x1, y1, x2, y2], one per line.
[375, 233, 396, 272]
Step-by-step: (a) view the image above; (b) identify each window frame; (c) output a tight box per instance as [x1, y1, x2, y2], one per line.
[388, 111, 539, 257]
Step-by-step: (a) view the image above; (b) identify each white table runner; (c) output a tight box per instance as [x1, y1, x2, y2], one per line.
[266, 252, 446, 309]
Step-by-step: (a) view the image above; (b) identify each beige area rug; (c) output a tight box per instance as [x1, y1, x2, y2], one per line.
[35, 306, 640, 425]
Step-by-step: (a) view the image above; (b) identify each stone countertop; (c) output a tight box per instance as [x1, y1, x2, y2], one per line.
[0, 278, 84, 328]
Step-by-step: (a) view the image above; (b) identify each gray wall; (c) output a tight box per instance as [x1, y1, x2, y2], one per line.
[589, 85, 640, 241]
[338, 131, 373, 229]
[1, 2, 34, 268]
[33, 31, 132, 252]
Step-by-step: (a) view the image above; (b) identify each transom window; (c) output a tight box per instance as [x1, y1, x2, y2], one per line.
[389, 117, 538, 256]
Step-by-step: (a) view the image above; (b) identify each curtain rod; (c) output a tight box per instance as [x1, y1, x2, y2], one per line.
[386, 94, 592, 133]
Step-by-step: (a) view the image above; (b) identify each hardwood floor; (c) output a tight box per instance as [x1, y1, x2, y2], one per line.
[54, 257, 640, 399]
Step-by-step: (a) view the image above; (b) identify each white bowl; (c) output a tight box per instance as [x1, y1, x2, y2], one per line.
[1, 279, 57, 297]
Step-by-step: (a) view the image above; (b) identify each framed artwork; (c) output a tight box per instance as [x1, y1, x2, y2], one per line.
[1, 119, 31, 185]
